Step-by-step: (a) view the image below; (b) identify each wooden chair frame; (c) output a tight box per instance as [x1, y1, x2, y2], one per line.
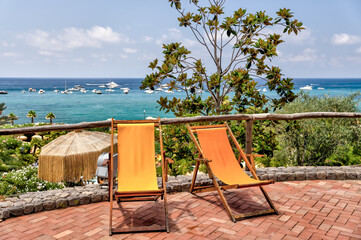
[186, 122, 278, 222]
[109, 118, 169, 235]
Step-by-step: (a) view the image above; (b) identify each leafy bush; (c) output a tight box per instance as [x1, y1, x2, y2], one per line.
[267, 92, 361, 167]
[0, 166, 64, 196]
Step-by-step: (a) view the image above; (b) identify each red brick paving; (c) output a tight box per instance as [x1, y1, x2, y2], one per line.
[0, 180, 360, 240]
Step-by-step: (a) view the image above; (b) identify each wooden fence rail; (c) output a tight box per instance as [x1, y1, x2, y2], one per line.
[1, 112, 361, 136]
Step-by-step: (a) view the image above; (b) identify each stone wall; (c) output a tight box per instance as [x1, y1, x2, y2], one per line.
[1, 166, 360, 221]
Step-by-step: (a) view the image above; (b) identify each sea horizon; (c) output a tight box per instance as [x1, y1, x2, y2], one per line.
[1, 77, 361, 125]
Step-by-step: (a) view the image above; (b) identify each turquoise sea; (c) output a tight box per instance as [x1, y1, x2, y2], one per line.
[0, 78, 361, 124]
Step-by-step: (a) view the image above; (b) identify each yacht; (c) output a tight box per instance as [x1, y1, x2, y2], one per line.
[144, 89, 154, 94]
[164, 90, 174, 93]
[106, 81, 119, 88]
[80, 88, 87, 93]
[38, 89, 45, 94]
[300, 85, 313, 90]
[96, 90, 102, 94]
[0, 90, 8, 94]
[28, 88, 36, 92]
[92, 89, 97, 93]
[155, 88, 163, 91]
[99, 85, 106, 88]
[54, 89, 59, 93]
[21, 90, 26, 93]
[121, 87, 130, 94]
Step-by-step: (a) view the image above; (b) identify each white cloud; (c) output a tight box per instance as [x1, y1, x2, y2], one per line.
[144, 36, 153, 42]
[288, 48, 317, 62]
[22, 26, 127, 51]
[137, 53, 156, 61]
[2, 52, 21, 57]
[331, 33, 361, 45]
[72, 58, 84, 62]
[357, 47, 361, 54]
[120, 54, 128, 59]
[155, 28, 197, 46]
[123, 47, 137, 53]
[87, 26, 120, 43]
[2, 41, 16, 47]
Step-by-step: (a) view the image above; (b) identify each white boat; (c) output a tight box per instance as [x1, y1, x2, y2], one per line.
[144, 89, 154, 94]
[98, 85, 106, 88]
[164, 89, 174, 93]
[155, 88, 163, 91]
[54, 89, 59, 93]
[21, 90, 26, 93]
[80, 89, 87, 93]
[145, 116, 156, 120]
[92, 89, 97, 93]
[300, 85, 313, 90]
[106, 81, 119, 88]
[317, 87, 325, 90]
[96, 90, 102, 94]
[38, 89, 45, 94]
[28, 88, 36, 92]
[106, 89, 115, 92]
[61, 91, 65, 94]
[122, 88, 129, 94]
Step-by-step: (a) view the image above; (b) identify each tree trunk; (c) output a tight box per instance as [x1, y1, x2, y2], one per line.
[31, 117, 34, 123]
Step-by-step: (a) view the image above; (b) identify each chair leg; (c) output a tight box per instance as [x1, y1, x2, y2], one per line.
[190, 161, 200, 192]
[259, 186, 279, 214]
[205, 163, 236, 223]
[163, 193, 170, 233]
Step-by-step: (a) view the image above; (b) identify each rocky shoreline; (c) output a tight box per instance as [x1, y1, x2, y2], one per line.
[1, 165, 360, 221]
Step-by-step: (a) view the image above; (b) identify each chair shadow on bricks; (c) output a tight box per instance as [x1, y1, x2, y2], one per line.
[191, 186, 280, 219]
[111, 199, 180, 232]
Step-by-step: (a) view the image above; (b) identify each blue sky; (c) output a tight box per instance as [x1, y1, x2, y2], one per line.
[0, 0, 360, 78]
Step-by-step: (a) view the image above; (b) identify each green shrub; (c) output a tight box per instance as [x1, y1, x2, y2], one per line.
[0, 166, 64, 196]
[268, 92, 361, 166]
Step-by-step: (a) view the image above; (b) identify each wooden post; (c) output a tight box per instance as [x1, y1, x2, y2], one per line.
[245, 119, 253, 171]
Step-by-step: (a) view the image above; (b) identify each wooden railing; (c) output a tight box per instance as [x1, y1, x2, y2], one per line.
[1, 112, 361, 158]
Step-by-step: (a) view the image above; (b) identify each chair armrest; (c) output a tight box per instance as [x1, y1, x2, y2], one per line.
[246, 154, 264, 157]
[195, 158, 212, 163]
[165, 157, 174, 164]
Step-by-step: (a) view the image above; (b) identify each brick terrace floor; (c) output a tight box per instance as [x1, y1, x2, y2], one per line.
[0, 180, 360, 240]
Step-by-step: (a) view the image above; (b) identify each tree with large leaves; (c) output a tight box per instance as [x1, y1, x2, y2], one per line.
[45, 112, 56, 124]
[141, 0, 304, 116]
[27, 110, 37, 123]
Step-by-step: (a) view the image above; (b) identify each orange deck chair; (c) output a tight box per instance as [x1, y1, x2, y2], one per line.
[109, 119, 169, 235]
[187, 123, 278, 222]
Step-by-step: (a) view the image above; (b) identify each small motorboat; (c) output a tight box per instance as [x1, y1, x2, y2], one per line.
[38, 89, 45, 94]
[54, 89, 59, 93]
[0, 90, 8, 94]
[144, 89, 154, 94]
[96, 90, 102, 94]
[300, 85, 313, 90]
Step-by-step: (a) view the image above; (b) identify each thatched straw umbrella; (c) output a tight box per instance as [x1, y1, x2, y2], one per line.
[38, 130, 117, 183]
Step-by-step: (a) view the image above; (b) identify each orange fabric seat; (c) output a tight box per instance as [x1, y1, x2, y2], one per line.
[109, 120, 169, 235]
[197, 127, 260, 185]
[116, 123, 159, 192]
[187, 123, 278, 222]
